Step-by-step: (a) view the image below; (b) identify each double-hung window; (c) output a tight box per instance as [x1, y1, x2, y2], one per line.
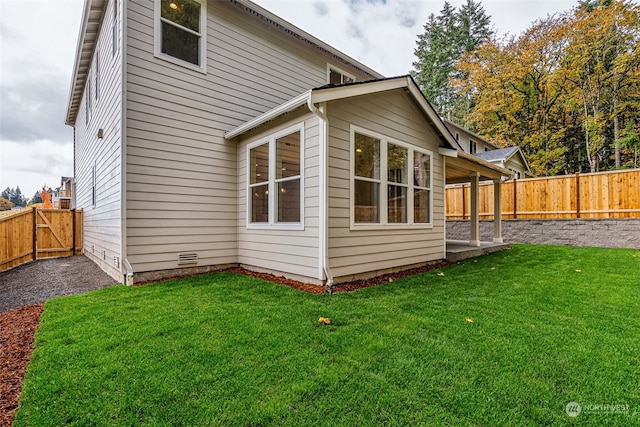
[248, 124, 304, 228]
[155, 0, 206, 71]
[352, 127, 432, 227]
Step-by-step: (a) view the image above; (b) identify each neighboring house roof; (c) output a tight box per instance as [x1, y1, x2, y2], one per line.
[473, 146, 532, 174]
[473, 146, 519, 162]
[442, 118, 500, 150]
[65, 0, 384, 125]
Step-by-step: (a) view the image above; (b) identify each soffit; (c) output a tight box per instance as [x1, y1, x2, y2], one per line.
[65, 0, 108, 125]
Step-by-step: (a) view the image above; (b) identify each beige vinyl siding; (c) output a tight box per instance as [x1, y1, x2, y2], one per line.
[326, 90, 446, 281]
[125, 0, 367, 275]
[237, 112, 320, 281]
[74, 0, 123, 282]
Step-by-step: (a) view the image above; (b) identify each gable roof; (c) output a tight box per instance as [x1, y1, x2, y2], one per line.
[225, 75, 463, 151]
[225, 75, 511, 181]
[65, 0, 383, 125]
[473, 146, 531, 173]
[473, 146, 520, 162]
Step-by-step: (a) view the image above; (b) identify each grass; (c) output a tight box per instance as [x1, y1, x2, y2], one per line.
[15, 245, 640, 426]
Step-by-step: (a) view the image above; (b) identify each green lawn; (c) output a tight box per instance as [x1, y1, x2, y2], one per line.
[15, 245, 640, 426]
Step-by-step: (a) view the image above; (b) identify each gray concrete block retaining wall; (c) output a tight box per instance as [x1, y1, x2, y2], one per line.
[446, 219, 640, 249]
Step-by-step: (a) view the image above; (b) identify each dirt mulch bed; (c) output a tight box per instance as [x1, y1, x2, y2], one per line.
[227, 261, 453, 294]
[0, 261, 452, 426]
[0, 303, 43, 427]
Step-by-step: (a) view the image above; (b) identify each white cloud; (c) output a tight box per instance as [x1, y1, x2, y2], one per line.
[0, 139, 73, 197]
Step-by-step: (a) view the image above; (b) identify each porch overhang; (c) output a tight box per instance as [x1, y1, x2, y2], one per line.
[443, 150, 510, 248]
[443, 150, 509, 185]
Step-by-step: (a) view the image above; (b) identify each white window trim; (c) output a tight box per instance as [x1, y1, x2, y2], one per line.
[95, 50, 100, 101]
[327, 64, 355, 84]
[246, 123, 305, 231]
[153, 0, 207, 74]
[112, 0, 118, 58]
[350, 125, 433, 230]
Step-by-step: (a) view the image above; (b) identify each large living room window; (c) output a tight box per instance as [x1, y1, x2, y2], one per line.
[352, 126, 432, 227]
[155, 0, 206, 71]
[248, 124, 304, 229]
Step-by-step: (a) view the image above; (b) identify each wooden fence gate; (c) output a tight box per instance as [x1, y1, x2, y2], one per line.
[0, 207, 83, 272]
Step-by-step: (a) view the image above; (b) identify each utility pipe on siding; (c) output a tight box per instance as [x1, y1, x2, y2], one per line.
[307, 98, 334, 293]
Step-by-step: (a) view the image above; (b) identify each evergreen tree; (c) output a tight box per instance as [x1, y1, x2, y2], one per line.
[1, 186, 28, 207]
[30, 190, 43, 205]
[412, 0, 492, 122]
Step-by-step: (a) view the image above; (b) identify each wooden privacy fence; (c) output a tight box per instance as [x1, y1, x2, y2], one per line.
[447, 168, 640, 220]
[0, 207, 83, 272]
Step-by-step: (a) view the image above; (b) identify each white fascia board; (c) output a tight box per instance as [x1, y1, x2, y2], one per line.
[310, 77, 410, 104]
[406, 83, 461, 151]
[65, 0, 108, 125]
[65, 0, 92, 125]
[224, 90, 311, 140]
[439, 148, 458, 157]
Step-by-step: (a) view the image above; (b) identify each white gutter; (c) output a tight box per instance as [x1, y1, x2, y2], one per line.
[439, 147, 458, 157]
[224, 91, 311, 140]
[306, 98, 334, 293]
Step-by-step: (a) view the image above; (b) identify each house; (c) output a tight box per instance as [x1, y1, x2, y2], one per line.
[52, 177, 74, 209]
[66, 0, 509, 286]
[443, 119, 531, 179]
[473, 147, 531, 180]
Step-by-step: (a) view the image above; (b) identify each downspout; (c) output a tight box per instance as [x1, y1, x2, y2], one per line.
[120, 0, 133, 286]
[307, 98, 334, 293]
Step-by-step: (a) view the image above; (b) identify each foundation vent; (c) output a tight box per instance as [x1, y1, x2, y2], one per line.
[178, 253, 198, 265]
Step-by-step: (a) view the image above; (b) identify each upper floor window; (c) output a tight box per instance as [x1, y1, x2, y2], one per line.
[95, 51, 100, 101]
[155, 0, 207, 72]
[112, 0, 118, 57]
[470, 140, 477, 154]
[248, 124, 304, 229]
[328, 65, 355, 85]
[351, 126, 432, 227]
[85, 77, 92, 125]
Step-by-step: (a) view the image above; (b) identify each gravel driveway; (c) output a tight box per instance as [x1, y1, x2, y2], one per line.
[0, 256, 118, 313]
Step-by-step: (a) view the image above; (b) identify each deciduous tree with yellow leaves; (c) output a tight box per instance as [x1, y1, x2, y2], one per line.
[451, 0, 639, 175]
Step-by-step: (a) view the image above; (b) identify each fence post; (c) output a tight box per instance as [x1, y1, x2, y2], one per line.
[462, 186, 466, 220]
[575, 173, 581, 218]
[513, 179, 517, 219]
[32, 207, 37, 260]
[72, 208, 76, 254]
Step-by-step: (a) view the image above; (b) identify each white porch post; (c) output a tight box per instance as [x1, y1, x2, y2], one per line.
[469, 172, 480, 247]
[493, 178, 503, 243]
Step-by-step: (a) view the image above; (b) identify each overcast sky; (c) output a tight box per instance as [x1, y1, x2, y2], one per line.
[0, 0, 578, 200]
